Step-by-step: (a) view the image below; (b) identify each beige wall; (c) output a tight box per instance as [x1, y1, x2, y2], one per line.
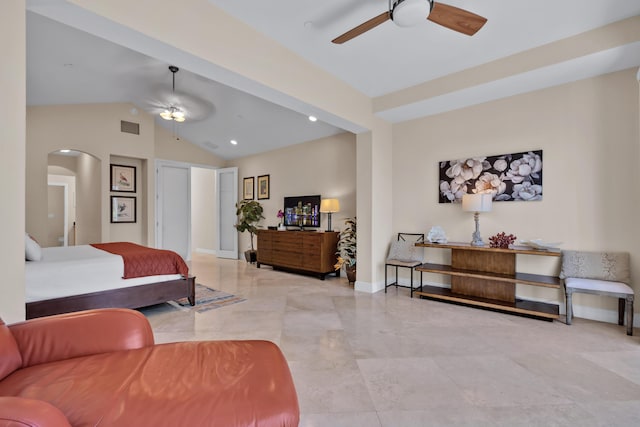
[26, 104, 226, 247]
[26, 103, 156, 245]
[392, 68, 640, 324]
[191, 167, 217, 253]
[228, 133, 357, 255]
[0, 1, 26, 323]
[75, 153, 101, 245]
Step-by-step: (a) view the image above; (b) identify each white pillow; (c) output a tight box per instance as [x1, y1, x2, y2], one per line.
[25, 233, 42, 261]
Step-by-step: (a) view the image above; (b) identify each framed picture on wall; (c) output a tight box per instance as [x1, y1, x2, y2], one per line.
[111, 196, 136, 223]
[257, 174, 270, 200]
[110, 164, 136, 192]
[243, 177, 255, 200]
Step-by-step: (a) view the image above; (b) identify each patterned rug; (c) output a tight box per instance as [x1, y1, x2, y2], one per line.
[168, 284, 246, 313]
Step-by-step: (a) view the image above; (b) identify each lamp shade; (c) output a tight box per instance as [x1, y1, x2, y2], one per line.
[462, 193, 492, 213]
[320, 199, 340, 213]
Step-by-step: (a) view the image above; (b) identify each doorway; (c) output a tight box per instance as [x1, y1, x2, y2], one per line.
[46, 183, 67, 247]
[156, 161, 238, 261]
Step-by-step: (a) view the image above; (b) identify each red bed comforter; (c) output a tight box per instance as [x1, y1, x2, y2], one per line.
[91, 242, 189, 279]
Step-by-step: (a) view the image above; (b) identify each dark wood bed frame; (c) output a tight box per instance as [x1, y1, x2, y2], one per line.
[26, 275, 196, 319]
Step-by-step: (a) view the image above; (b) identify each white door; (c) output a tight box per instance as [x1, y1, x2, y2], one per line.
[156, 161, 191, 260]
[216, 167, 238, 259]
[47, 184, 68, 247]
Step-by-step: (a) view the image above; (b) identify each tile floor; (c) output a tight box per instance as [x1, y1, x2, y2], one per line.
[141, 254, 640, 427]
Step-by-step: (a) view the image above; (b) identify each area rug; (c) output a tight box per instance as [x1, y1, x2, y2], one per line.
[168, 284, 246, 313]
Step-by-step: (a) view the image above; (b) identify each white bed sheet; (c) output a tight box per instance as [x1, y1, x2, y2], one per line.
[25, 245, 183, 303]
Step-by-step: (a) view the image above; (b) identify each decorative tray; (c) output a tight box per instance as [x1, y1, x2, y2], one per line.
[519, 239, 562, 250]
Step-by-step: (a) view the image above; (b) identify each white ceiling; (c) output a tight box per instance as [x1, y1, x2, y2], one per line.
[26, 1, 640, 159]
[209, 0, 640, 96]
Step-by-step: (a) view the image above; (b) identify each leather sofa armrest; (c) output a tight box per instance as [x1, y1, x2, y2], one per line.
[0, 397, 71, 427]
[9, 308, 154, 368]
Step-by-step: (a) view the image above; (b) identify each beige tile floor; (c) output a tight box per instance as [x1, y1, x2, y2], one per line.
[141, 254, 640, 427]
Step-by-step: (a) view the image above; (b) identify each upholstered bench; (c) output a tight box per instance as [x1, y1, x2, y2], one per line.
[560, 250, 634, 336]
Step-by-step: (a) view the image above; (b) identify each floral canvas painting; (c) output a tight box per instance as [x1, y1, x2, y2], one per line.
[439, 150, 542, 203]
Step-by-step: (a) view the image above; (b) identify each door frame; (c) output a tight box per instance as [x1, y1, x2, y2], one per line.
[215, 167, 238, 259]
[47, 181, 69, 247]
[156, 160, 228, 260]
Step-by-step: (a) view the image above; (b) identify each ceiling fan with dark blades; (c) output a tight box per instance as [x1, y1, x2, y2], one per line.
[332, 0, 487, 44]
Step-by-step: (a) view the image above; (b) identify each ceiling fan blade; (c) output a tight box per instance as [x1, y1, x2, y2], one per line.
[427, 2, 487, 36]
[332, 11, 390, 44]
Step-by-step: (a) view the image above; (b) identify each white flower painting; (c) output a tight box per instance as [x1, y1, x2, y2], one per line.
[439, 150, 543, 203]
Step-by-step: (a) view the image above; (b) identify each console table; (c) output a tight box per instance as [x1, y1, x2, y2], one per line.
[414, 242, 561, 320]
[256, 230, 339, 279]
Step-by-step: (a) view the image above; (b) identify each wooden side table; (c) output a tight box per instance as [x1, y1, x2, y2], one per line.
[414, 242, 561, 320]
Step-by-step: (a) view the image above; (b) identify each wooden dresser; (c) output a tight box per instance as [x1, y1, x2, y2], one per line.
[256, 230, 339, 279]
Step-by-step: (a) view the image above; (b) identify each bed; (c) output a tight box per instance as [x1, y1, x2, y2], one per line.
[25, 241, 195, 319]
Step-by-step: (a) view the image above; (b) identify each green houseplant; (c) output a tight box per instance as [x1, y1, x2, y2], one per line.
[335, 217, 356, 285]
[234, 200, 264, 262]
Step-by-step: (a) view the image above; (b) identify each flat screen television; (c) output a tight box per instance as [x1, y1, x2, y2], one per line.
[283, 195, 321, 228]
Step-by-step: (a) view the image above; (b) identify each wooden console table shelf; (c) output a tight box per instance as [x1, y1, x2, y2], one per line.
[414, 242, 561, 320]
[256, 230, 339, 280]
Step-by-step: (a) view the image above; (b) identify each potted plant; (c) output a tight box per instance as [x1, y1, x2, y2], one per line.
[334, 217, 356, 285]
[234, 200, 264, 263]
[277, 209, 286, 230]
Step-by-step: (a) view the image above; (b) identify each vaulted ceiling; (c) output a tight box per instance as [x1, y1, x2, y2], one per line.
[26, 1, 640, 159]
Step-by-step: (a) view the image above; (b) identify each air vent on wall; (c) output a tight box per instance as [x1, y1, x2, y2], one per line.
[120, 120, 140, 135]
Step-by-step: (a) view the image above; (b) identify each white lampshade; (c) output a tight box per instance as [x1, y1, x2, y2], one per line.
[462, 193, 492, 213]
[320, 198, 340, 213]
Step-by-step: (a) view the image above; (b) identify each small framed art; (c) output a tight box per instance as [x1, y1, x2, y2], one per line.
[110, 164, 136, 192]
[243, 177, 255, 200]
[257, 174, 270, 200]
[111, 196, 136, 223]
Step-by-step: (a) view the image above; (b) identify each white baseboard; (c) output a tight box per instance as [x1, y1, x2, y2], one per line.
[354, 280, 385, 293]
[195, 248, 216, 255]
[397, 278, 638, 328]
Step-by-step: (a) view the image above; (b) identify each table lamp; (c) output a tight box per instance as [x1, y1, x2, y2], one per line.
[462, 193, 492, 246]
[320, 199, 340, 232]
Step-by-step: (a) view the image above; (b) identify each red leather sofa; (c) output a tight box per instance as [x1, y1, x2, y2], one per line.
[0, 309, 299, 426]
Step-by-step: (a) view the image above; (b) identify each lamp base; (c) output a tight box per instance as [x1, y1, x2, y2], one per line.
[325, 212, 333, 232]
[470, 236, 485, 247]
[470, 212, 484, 246]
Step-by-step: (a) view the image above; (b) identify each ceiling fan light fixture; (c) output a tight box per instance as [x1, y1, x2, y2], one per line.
[391, 0, 431, 27]
[160, 66, 187, 123]
[160, 106, 185, 121]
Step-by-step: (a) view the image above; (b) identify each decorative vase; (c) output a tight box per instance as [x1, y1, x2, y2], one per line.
[278, 223, 286, 231]
[346, 264, 356, 286]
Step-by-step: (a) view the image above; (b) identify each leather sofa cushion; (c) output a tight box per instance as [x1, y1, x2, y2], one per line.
[0, 319, 21, 381]
[0, 340, 299, 427]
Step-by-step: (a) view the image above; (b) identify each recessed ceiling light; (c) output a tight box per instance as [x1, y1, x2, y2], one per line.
[230, 140, 238, 145]
[308, 115, 317, 122]
[59, 149, 71, 153]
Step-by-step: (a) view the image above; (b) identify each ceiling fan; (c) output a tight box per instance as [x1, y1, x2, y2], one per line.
[332, 0, 487, 44]
[138, 65, 214, 123]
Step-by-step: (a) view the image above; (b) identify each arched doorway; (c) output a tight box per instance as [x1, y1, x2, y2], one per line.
[47, 150, 101, 247]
